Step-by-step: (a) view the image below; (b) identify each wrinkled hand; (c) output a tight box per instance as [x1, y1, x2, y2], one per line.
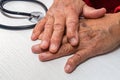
[31, 0, 106, 53]
[32, 13, 120, 73]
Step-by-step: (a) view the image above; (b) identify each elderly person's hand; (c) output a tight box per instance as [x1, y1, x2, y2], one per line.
[31, 0, 106, 53]
[32, 12, 120, 73]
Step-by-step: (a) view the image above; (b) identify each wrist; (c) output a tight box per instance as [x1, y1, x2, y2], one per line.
[115, 12, 120, 43]
[113, 12, 120, 26]
[116, 12, 120, 25]
[113, 12, 120, 44]
[108, 12, 120, 43]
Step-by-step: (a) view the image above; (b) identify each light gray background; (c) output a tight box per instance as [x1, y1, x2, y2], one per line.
[0, 0, 120, 80]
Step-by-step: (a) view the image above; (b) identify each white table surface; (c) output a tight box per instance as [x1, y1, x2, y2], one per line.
[0, 0, 120, 80]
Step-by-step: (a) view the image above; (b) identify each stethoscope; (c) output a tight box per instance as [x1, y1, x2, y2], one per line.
[0, 0, 48, 30]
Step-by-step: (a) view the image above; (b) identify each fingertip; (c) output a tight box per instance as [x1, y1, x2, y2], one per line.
[64, 65, 73, 73]
[64, 63, 77, 74]
[69, 32, 79, 46]
[31, 44, 41, 54]
[83, 5, 106, 18]
[67, 22, 79, 46]
[100, 7, 106, 12]
[39, 52, 53, 61]
[31, 45, 36, 53]
[40, 41, 49, 49]
[31, 33, 38, 41]
[39, 53, 47, 62]
[49, 44, 59, 53]
[69, 37, 78, 46]
[97, 7, 106, 15]
[49, 48, 58, 54]
[65, 55, 79, 73]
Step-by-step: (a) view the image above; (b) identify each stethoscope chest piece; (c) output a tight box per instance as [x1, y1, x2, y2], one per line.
[29, 12, 44, 23]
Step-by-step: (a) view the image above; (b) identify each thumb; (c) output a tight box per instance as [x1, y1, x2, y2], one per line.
[83, 5, 106, 18]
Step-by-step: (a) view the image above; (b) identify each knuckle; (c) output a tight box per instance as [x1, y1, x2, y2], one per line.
[74, 53, 85, 64]
[67, 20, 78, 27]
[45, 24, 53, 29]
[51, 37, 60, 43]
[54, 23, 64, 31]
[61, 44, 72, 54]
[43, 34, 50, 40]
[68, 58, 74, 65]
[46, 11, 53, 16]
[43, 32, 51, 40]
[55, 12, 65, 18]
[65, 3, 76, 11]
[75, 51, 89, 62]
[53, 6, 63, 13]
[75, 53, 82, 60]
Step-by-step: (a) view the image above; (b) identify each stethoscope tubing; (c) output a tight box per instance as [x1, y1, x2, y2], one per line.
[0, 0, 48, 30]
[0, 24, 35, 30]
[0, 0, 48, 17]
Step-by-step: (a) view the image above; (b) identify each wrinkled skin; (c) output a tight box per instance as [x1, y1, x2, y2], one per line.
[31, 0, 106, 53]
[32, 12, 120, 73]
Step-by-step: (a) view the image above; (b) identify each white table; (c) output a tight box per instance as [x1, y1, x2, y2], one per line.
[0, 0, 120, 80]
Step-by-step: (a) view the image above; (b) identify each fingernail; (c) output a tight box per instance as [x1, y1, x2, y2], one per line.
[40, 41, 48, 49]
[50, 44, 58, 53]
[39, 53, 48, 61]
[32, 45, 41, 53]
[65, 65, 72, 73]
[69, 38, 78, 46]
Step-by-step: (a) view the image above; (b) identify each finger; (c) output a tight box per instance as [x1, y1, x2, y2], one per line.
[83, 5, 106, 18]
[62, 36, 68, 44]
[32, 44, 43, 54]
[38, 31, 44, 40]
[39, 31, 68, 43]
[40, 16, 54, 49]
[64, 48, 92, 73]
[49, 14, 65, 53]
[31, 17, 47, 41]
[32, 35, 68, 54]
[39, 43, 76, 61]
[66, 11, 79, 46]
